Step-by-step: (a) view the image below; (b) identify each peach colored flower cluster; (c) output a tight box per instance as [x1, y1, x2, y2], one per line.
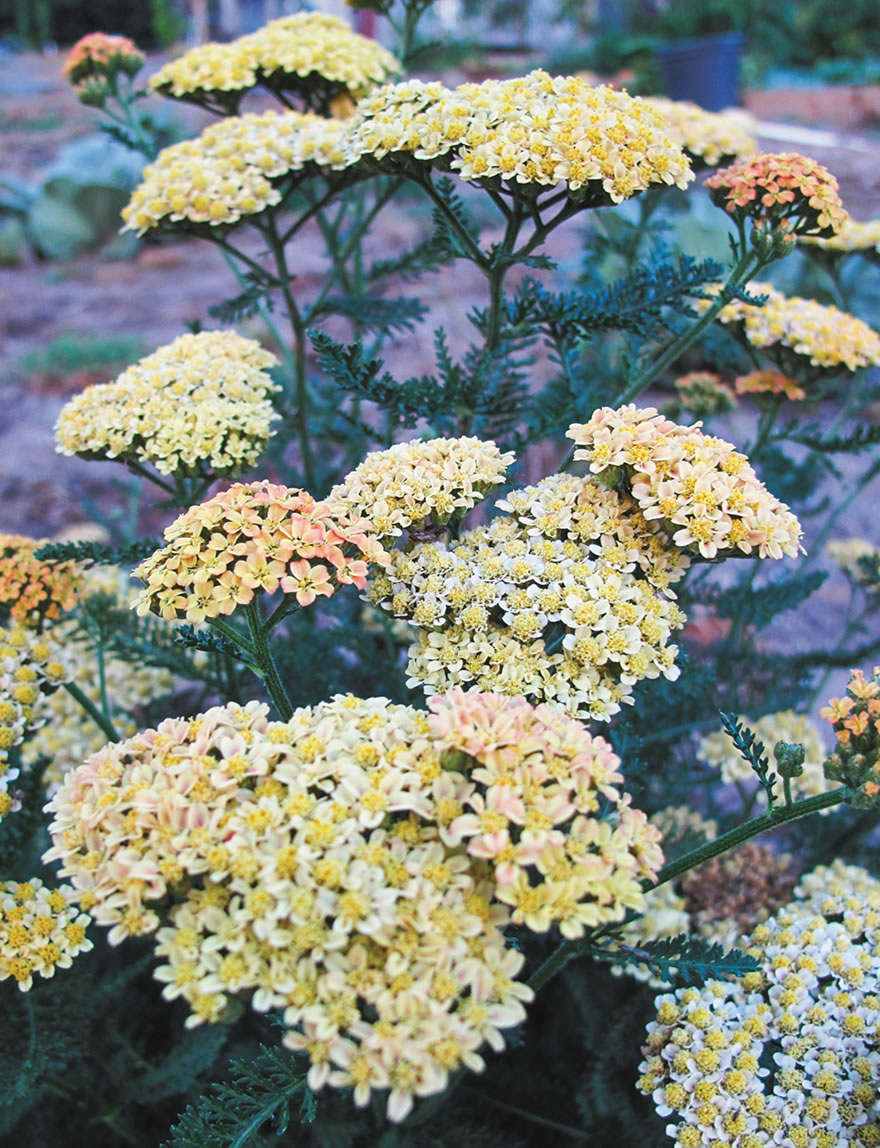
[343, 71, 694, 202]
[0, 879, 93, 992]
[638, 864, 880, 1147]
[429, 690, 663, 937]
[329, 435, 515, 539]
[643, 98, 756, 169]
[63, 32, 144, 87]
[0, 624, 70, 818]
[734, 369, 806, 401]
[713, 283, 880, 377]
[821, 666, 880, 807]
[367, 472, 688, 720]
[674, 372, 738, 417]
[44, 692, 658, 1119]
[55, 331, 280, 478]
[704, 152, 847, 239]
[149, 12, 399, 113]
[122, 110, 348, 235]
[566, 405, 804, 560]
[0, 533, 80, 626]
[133, 481, 388, 622]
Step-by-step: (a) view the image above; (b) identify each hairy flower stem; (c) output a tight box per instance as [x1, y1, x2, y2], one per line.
[64, 680, 120, 743]
[245, 600, 294, 720]
[527, 785, 849, 994]
[614, 247, 765, 407]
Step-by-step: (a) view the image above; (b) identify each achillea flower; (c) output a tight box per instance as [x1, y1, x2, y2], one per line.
[149, 13, 399, 114]
[0, 879, 92, 991]
[44, 695, 537, 1122]
[121, 110, 349, 236]
[0, 534, 80, 627]
[735, 368, 806, 401]
[704, 151, 847, 239]
[430, 690, 663, 938]
[0, 625, 71, 811]
[329, 436, 514, 539]
[566, 406, 804, 560]
[55, 331, 280, 478]
[639, 871, 880, 1147]
[368, 473, 689, 721]
[821, 666, 880, 806]
[800, 216, 880, 260]
[698, 710, 834, 807]
[63, 32, 144, 87]
[826, 538, 880, 591]
[132, 480, 388, 622]
[713, 282, 880, 377]
[343, 70, 693, 204]
[643, 97, 756, 169]
[674, 371, 738, 416]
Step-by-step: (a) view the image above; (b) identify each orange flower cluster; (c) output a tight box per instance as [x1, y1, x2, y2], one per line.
[63, 32, 144, 94]
[132, 481, 388, 622]
[0, 534, 80, 626]
[566, 406, 803, 560]
[704, 152, 847, 239]
[734, 369, 806, 401]
[821, 666, 880, 807]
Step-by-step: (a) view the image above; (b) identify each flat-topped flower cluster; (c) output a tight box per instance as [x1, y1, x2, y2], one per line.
[55, 331, 280, 478]
[821, 666, 880, 806]
[800, 217, 880, 258]
[566, 406, 804, 560]
[0, 533, 80, 626]
[133, 480, 388, 622]
[63, 31, 144, 90]
[149, 12, 400, 111]
[368, 471, 689, 720]
[713, 283, 880, 378]
[44, 691, 661, 1120]
[642, 98, 756, 169]
[0, 878, 92, 992]
[638, 862, 880, 1147]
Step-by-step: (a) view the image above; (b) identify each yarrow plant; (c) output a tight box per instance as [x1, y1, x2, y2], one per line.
[8, 4, 880, 1144]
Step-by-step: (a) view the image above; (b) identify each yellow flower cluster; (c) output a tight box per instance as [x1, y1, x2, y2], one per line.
[567, 405, 804, 560]
[367, 472, 689, 721]
[643, 97, 756, 169]
[329, 436, 515, 539]
[431, 689, 663, 937]
[826, 538, 880, 590]
[149, 13, 399, 112]
[133, 480, 388, 623]
[121, 111, 347, 236]
[800, 217, 880, 257]
[343, 70, 694, 202]
[698, 710, 834, 807]
[55, 331, 280, 478]
[714, 282, 880, 377]
[0, 624, 69, 818]
[44, 692, 659, 1120]
[0, 879, 92, 992]
[0, 533, 80, 626]
[639, 864, 880, 1147]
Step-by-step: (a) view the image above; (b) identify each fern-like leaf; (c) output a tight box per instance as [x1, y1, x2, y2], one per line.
[709, 570, 827, 629]
[720, 712, 778, 809]
[598, 934, 760, 986]
[310, 294, 428, 333]
[34, 539, 160, 569]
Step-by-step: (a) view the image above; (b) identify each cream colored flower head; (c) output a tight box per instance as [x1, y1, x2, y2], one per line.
[121, 111, 349, 236]
[713, 281, 880, 377]
[133, 480, 388, 623]
[0, 879, 92, 991]
[329, 435, 515, 538]
[643, 97, 756, 169]
[826, 538, 880, 589]
[55, 330, 280, 478]
[344, 70, 693, 203]
[368, 472, 689, 721]
[566, 405, 804, 560]
[639, 871, 880, 1147]
[149, 12, 399, 114]
[799, 216, 880, 257]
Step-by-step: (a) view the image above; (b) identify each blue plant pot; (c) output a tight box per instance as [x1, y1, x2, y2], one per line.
[656, 32, 744, 111]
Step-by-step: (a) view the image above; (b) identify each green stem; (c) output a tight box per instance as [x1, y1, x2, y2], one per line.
[416, 173, 487, 269]
[460, 1087, 590, 1141]
[207, 616, 256, 659]
[96, 641, 112, 725]
[124, 459, 175, 497]
[614, 248, 763, 407]
[64, 681, 120, 743]
[245, 600, 294, 720]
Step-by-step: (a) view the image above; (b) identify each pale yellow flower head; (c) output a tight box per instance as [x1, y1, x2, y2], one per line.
[149, 12, 399, 114]
[121, 110, 349, 235]
[643, 97, 756, 169]
[799, 216, 880, 257]
[55, 330, 280, 478]
[0, 879, 92, 991]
